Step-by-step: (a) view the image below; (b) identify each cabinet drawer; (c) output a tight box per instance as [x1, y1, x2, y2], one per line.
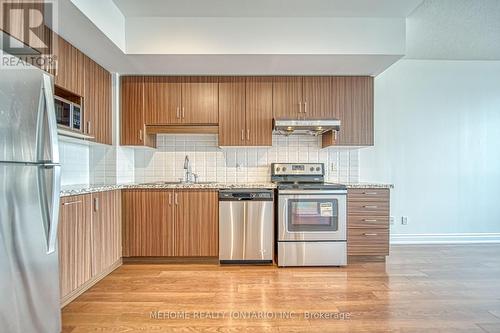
[348, 201, 389, 216]
[348, 215, 389, 229]
[348, 189, 389, 202]
[348, 228, 389, 256]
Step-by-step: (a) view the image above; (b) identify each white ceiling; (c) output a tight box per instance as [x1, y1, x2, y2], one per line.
[406, 0, 500, 60]
[112, 0, 423, 18]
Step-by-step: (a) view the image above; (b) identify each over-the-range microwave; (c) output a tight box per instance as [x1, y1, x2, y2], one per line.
[54, 96, 82, 132]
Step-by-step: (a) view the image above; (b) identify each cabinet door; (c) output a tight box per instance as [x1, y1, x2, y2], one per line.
[218, 77, 246, 146]
[84, 57, 112, 144]
[121, 76, 155, 147]
[122, 190, 174, 256]
[53, 35, 84, 96]
[246, 76, 273, 146]
[91, 191, 121, 276]
[181, 76, 218, 124]
[174, 191, 218, 256]
[336, 77, 374, 146]
[58, 195, 92, 299]
[303, 76, 338, 120]
[273, 76, 302, 120]
[144, 76, 182, 125]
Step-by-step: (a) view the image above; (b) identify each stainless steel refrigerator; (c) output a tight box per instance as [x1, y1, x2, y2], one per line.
[0, 51, 61, 333]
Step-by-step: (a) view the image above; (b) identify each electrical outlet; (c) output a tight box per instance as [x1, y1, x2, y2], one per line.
[390, 216, 395, 225]
[401, 216, 408, 225]
[330, 162, 337, 172]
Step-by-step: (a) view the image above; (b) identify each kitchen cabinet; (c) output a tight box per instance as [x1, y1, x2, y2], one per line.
[53, 34, 84, 96]
[58, 195, 92, 300]
[83, 55, 112, 145]
[120, 76, 156, 147]
[142, 76, 218, 126]
[58, 191, 122, 306]
[218, 77, 273, 146]
[322, 76, 374, 147]
[91, 190, 122, 276]
[347, 188, 390, 258]
[122, 189, 218, 257]
[273, 76, 303, 120]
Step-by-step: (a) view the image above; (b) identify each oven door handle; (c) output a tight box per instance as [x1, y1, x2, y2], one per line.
[278, 190, 347, 195]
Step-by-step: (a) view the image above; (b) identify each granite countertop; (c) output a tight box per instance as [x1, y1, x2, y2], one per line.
[60, 181, 392, 197]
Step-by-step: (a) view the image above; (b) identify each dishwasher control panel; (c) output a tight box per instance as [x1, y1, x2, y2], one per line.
[219, 190, 274, 201]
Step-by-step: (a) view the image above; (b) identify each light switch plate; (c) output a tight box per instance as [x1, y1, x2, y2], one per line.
[402, 216, 408, 225]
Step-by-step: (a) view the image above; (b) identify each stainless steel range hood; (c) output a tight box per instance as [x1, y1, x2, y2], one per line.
[273, 119, 341, 136]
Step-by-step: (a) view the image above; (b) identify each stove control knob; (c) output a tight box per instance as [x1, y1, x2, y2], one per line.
[316, 167, 321, 171]
[310, 167, 314, 171]
[282, 167, 287, 172]
[276, 167, 281, 172]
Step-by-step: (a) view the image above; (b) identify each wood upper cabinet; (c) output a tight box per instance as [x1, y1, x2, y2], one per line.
[141, 76, 218, 125]
[120, 76, 156, 147]
[83, 55, 112, 145]
[273, 76, 302, 120]
[302, 76, 338, 120]
[218, 77, 273, 146]
[182, 76, 219, 124]
[218, 77, 246, 146]
[322, 76, 374, 147]
[58, 195, 92, 300]
[174, 191, 218, 256]
[91, 190, 122, 276]
[122, 190, 218, 257]
[53, 34, 84, 96]
[144, 76, 182, 125]
[246, 77, 273, 146]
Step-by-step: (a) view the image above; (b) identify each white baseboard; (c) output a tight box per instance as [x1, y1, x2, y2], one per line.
[391, 233, 500, 244]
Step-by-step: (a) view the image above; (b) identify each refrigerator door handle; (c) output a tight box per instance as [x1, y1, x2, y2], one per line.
[38, 164, 61, 254]
[41, 73, 60, 164]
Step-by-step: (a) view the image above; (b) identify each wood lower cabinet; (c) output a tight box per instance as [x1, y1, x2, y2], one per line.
[91, 190, 122, 275]
[58, 191, 122, 306]
[175, 191, 219, 256]
[347, 188, 390, 258]
[218, 77, 273, 146]
[83, 55, 112, 145]
[122, 189, 218, 257]
[58, 195, 92, 300]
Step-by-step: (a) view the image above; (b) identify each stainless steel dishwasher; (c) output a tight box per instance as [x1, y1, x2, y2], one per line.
[219, 189, 274, 264]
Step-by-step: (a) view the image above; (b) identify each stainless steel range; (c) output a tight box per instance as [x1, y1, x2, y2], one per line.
[272, 163, 347, 267]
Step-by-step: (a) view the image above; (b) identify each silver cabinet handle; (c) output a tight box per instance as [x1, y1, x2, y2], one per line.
[363, 233, 378, 236]
[168, 193, 172, 206]
[362, 219, 378, 222]
[304, 101, 307, 113]
[139, 129, 143, 141]
[182, 107, 185, 119]
[87, 121, 91, 134]
[176, 107, 180, 119]
[298, 101, 302, 113]
[246, 129, 250, 141]
[363, 192, 378, 195]
[363, 205, 378, 209]
[62, 200, 82, 206]
[174, 193, 178, 205]
[241, 129, 244, 141]
[93, 197, 99, 212]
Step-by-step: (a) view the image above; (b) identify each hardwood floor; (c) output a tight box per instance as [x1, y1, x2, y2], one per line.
[62, 245, 500, 332]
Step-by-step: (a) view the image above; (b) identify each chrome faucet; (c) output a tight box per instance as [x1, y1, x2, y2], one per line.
[183, 155, 198, 183]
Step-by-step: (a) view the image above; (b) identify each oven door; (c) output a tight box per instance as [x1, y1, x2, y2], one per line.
[278, 190, 347, 241]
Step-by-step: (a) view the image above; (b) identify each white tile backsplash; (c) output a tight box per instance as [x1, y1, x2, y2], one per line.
[133, 134, 360, 184]
[60, 141, 89, 185]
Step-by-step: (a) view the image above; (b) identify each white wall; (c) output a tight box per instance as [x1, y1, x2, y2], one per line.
[360, 59, 500, 243]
